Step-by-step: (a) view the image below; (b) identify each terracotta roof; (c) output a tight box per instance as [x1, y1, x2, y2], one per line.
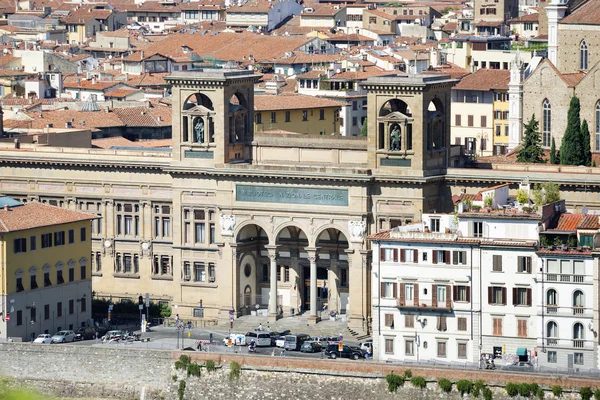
[61, 5, 114, 24]
[135, 138, 172, 147]
[508, 13, 539, 23]
[97, 28, 131, 38]
[0, 202, 96, 232]
[63, 80, 123, 91]
[254, 94, 345, 111]
[103, 88, 142, 98]
[229, 0, 275, 13]
[561, 72, 585, 87]
[452, 193, 481, 203]
[578, 214, 600, 229]
[454, 69, 510, 91]
[441, 22, 457, 32]
[368, 230, 534, 247]
[475, 20, 503, 27]
[112, 105, 171, 127]
[296, 70, 325, 79]
[330, 68, 393, 80]
[303, 5, 342, 17]
[92, 136, 134, 148]
[422, 63, 470, 80]
[560, 0, 600, 25]
[536, 248, 592, 256]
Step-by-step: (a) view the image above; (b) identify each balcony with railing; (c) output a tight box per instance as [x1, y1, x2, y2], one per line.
[545, 274, 589, 284]
[542, 338, 593, 349]
[541, 305, 592, 317]
[397, 298, 453, 312]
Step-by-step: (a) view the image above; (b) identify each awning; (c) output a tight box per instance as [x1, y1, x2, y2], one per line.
[516, 348, 527, 356]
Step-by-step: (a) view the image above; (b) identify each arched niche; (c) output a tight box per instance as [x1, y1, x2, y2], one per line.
[229, 92, 248, 144]
[182, 92, 215, 144]
[377, 99, 414, 152]
[426, 98, 445, 151]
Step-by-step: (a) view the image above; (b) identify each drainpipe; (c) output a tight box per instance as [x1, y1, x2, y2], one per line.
[470, 244, 473, 342]
[479, 242, 483, 355]
[541, 259, 545, 353]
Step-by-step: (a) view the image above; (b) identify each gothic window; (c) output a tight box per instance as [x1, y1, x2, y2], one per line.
[580, 40, 588, 71]
[542, 99, 551, 147]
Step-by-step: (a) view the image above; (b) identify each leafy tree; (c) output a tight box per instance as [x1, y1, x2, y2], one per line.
[160, 303, 172, 318]
[550, 137, 558, 164]
[517, 115, 544, 163]
[360, 118, 368, 137]
[531, 182, 561, 206]
[581, 119, 592, 166]
[516, 189, 529, 205]
[560, 96, 583, 165]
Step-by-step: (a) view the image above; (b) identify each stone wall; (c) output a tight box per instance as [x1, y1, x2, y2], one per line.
[0, 343, 596, 399]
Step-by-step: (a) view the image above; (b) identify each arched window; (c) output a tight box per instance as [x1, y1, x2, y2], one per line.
[580, 40, 588, 70]
[573, 290, 584, 314]
[596, 101, 600, 151]
[546, 289, 557, 305]
[542, 100, 551, 147]
[546, 321, 558, 337]
[573, 322, 584, 339]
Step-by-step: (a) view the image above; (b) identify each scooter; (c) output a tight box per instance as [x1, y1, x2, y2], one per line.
[485, 360, 496, 370]
[248, 342, 257, 353]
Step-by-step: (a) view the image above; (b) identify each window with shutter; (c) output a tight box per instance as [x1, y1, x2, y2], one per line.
[445, 250, 450, 264]
[384, 313, 394, 328]
[392, 282, 397, 299]
[432, 284, 438, 307]
[380, 247, 385, 261]
[517, 319, 527, 337]
[501, 287, 507, 305]
[393, 249, 398, 262]
[492, 255, 502, 271]
[493, 317, 503, 336]
[457, 342, 467, 359]
[527, 288, 532, 306]
[413, 249, 418, 263]
[432, 250, 438, 264]
[446, 284, 452, 308]
[400, 249, 405, 263]
[457, 317, 467, 331]
[453, 251, 458, 265]
[405, 314, 414, 328]
[414, 283, 420, 305]
[399, 283, 405, 306]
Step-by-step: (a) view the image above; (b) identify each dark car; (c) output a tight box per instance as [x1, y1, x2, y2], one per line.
[75, 327, 97, 341]
[325, 344, 364, 360]
[300, 341, 322, 353]
[502, 361, 534, 372]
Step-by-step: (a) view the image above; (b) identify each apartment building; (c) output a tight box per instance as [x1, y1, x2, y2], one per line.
[370, 185, 543, 366]
[0, 198, 96, 341]
[452, 69, 510, 157]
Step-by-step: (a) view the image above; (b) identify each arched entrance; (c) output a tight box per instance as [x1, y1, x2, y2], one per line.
[235, 223, 269, 316]
[313, 228, 350, 317]
[274, 225, 309, 318]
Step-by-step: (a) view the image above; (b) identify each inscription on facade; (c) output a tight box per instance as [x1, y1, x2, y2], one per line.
[184, 150, 214, 159]
[236, 185, 348, 206]
[1, 182, 28, 190]
[380, 158, 412, 167]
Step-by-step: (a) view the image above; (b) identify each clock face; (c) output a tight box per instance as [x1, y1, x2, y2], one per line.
[104, 240, 112, 248]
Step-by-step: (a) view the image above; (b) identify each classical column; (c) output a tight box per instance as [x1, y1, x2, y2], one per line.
[305, 247, 320, 324]
[265, 245, 279, 321]
[141, 201, 152, 240]
[329, 251, 339, 314]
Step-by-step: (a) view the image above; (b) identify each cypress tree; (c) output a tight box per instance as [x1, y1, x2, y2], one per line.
[517, 114, 544, 163]
[550, 137, 557, 164]
[560, 96, 582, 165]
[581, 119, 592, 166]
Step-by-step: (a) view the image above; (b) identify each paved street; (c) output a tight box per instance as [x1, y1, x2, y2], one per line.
[65, 314, 366, 361]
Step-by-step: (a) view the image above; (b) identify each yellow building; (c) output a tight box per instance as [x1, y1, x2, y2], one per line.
[492, 88, 510, 155]
[0, 198, 96, 341]
[254, 94, 343, 135]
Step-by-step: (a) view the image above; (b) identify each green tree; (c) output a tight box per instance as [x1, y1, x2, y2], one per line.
[581, 119, 592, 166]
[517, 115, 544, 163]
[560, 96, 583, 165]
[361, 118, 368, 137]
[531, 182, 560, 206]
[160, 303, 172, 318]
[550, 137, 558, 164]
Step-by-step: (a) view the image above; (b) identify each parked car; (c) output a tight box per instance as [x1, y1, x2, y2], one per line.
[245, 331, 272, 347]
[359, 340, 373, 353]
[325, 344, 364, 360]
[284, 334, 311, 351]
[51, 330, 76, 343]
[314, 336, 338, 346]
[275, 336, 286, 348]
[502, 361, 534, 372]
[223, 334, 246, 346]
[300, 341, 322, 353]
[102, 330, 123, 341]
[33, 334, 53, 344]
[75, 327, 97, 341]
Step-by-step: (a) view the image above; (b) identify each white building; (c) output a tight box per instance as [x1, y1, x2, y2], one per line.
[370, 184, 549, 367]
[536, 213, 599, 371]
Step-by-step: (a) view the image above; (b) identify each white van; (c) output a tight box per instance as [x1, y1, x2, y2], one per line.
[246, 331, 272, 346]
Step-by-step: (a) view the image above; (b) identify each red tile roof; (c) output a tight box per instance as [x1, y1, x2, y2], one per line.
[454, 69, 510, 91]
[536, 248, 592, 256]
[560, 0, 600, 24]
[254, 94, 345, 111]
[508, 13, 539, 23]
[0, 202, 96, 232]
[578, 214, 600, 229]
[551, 214, 585, 231]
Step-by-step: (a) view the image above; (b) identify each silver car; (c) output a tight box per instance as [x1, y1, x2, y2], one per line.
[51, 330, 76, 343]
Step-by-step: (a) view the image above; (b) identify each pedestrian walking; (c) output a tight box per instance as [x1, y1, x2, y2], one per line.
[209, 333, 213, 344]
[258, 323, 263, 331]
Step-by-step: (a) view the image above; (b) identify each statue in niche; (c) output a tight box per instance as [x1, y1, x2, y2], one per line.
[390, 124, 401, 151]
[194, 118, 204, 143]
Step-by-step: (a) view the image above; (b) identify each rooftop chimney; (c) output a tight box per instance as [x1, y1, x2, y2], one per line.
[3, 205, 9, 211]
